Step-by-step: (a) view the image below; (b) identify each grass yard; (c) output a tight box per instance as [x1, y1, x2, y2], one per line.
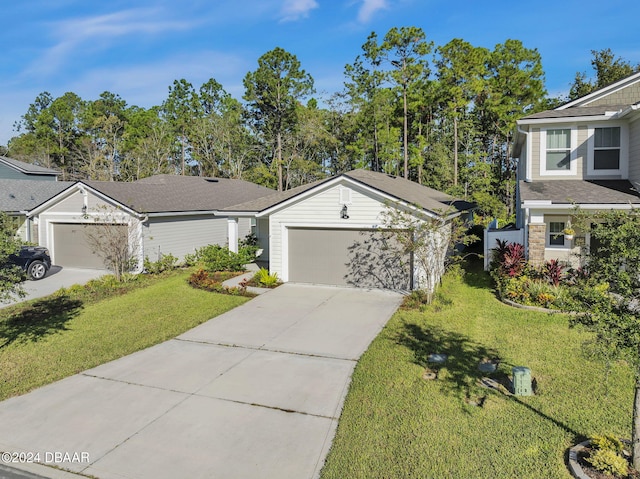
[320, 263, 635, 479]
[0, 271, 248, 400]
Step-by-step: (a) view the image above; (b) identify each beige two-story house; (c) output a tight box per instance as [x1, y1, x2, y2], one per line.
[512, 71, 640, 266]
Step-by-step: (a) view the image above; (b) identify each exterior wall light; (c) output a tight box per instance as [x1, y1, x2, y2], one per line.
[341, 204, 349, 219]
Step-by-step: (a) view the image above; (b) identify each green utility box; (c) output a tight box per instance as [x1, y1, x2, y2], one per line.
[512, 366, 532, 396]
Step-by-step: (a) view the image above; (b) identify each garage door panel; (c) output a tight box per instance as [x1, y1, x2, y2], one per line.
[53, 223, 110, 269]
[288, 228, 410, 290]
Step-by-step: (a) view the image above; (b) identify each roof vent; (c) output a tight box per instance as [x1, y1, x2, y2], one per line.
[9, 193, 15, 199]
[205, 178, 219, 183]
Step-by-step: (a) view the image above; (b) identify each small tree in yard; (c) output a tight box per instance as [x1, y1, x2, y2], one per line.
[0, 212, 25, 302]
[567, 208, 640, 470]
[83, 206, 139, 282]
[381, 204, 475, 303]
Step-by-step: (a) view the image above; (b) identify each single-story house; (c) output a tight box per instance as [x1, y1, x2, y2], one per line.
[220, 169, 473, 291]
[1, 179, 74, 242]
[0, 156, 61, 181]
[0, 157, 69, 242]
[27, 174, 274, 271]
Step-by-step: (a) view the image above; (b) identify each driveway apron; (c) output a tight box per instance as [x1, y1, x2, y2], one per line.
[0, 284, 402, 479]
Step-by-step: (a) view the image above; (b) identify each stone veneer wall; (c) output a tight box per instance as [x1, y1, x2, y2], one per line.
[528, 223, 546, 266]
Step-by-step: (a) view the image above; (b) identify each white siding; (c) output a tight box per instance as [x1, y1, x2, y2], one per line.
[267, 182, 389, 280]
[37, 191, 130, 260]
[143, 215, 251, 262]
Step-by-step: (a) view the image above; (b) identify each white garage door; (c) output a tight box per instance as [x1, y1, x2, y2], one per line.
[52, 223, 117, 269]
[287, 228, 411, 290]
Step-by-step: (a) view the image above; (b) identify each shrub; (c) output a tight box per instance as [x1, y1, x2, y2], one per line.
[254, 268, 279, 287]
[591, 434, 625, 455]
[187, 269, 253, 296]
[144, 254, 179, 274]
[587, 448, 628, 477]
[196, 245, 247, 272]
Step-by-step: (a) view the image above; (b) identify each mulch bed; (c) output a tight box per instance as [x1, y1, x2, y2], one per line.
[576, 448, 640, 479]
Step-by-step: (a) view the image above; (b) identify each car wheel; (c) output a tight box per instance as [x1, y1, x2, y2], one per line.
[27, 261, 47, 280]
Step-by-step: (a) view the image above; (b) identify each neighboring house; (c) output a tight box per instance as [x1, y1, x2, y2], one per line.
[0, 157, 69, 242]
[0, 179, 74, 241]
[0, 156, 61, 181]
[28, 175, 274, 271]
[508, 71, 640, 267]
[221, 169, 472, 291]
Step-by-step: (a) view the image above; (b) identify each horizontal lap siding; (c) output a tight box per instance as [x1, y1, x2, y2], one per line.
[45, 189, 110, 213]
[144, 215, 248, 262]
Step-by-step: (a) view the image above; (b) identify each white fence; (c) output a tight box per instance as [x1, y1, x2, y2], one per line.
[484, 227, 524, 270]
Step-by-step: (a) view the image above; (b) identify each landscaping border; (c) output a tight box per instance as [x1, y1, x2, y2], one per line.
[567, 440, 591, 479]
[500, 296, 563, 314]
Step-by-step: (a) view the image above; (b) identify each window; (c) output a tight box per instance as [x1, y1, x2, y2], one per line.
[549, 222, 565, 246]
[593, 127, 620, 170]
[540, 127, 576, 176]
[545, 129, 571, 171]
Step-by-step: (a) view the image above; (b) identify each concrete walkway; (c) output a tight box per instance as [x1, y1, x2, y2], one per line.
[0, 284, 402, 479]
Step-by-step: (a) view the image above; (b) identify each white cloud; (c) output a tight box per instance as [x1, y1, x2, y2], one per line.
[280, 0, 319, 22]
[357, 0, 388, 23]
[27, 8, 193, 76]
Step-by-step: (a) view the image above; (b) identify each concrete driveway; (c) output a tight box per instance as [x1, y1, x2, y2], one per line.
[0, 284, 402, 479]
[0, 266, 107, 309]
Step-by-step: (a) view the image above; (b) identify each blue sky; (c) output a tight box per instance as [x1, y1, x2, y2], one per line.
[1, 0, 639, 146]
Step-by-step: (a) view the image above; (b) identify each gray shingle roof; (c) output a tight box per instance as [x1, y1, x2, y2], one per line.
[519, 180, 640, 205]
[519, 105, 630, 121]
[83, 175, 274, 213]
[0, 179, 74, 213]
[0, 156, 61, 176]
[223, 169, 473, 215]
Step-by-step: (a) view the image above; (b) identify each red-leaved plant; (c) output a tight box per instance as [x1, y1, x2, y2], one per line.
[543, 259, 564, 286]
[493, 239, 526, 277]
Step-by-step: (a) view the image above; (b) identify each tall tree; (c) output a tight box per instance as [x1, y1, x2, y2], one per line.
[121, 106, 175, 180]
[162, 79, 200, 175]
[79, 92, 127, 180]
[569, 48, 640, 100]
[243, 47, 314, 191]
[344, 32, 388, 172]
[436, 39, 488, 187]
[380, 26, 433, 179]
[477, 40, 546, 214]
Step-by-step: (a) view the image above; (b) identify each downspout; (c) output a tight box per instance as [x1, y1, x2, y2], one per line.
[517, 125, 532, 183]
[135, 214, 148, 273]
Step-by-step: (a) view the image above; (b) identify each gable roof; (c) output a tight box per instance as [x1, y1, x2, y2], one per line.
[0, 156, 61, 177]
[519, 72, 640, 124]
[222, 169, 473, 216]
[519, 180, 640, 205]
[77, 175, 274, 214]
[0, 179, 74, 213]
[519, 104, 629, 122]
[558, 71, 640, 109]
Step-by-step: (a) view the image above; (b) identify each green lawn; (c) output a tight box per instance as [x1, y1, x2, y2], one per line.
[321, 263, 635, 479]
[0, 271, 248, 400]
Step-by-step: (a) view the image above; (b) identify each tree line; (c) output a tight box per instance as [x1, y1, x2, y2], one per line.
[5, 24, 638, 223]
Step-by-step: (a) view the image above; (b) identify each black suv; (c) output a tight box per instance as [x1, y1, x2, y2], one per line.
[8, 246, 52, 280]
